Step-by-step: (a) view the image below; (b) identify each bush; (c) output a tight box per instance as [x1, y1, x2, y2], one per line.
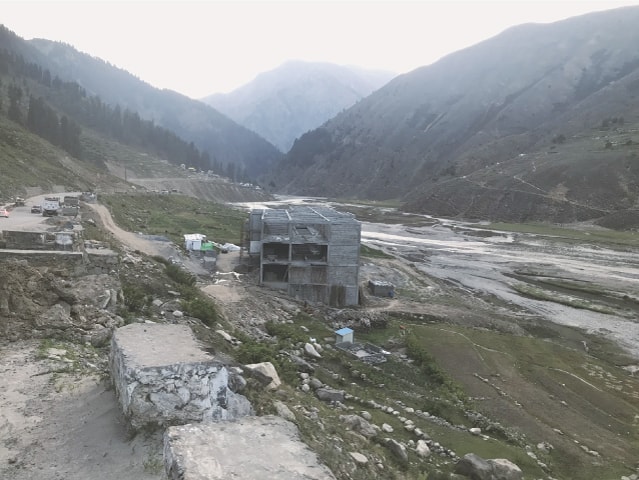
[182, 296, 217, 326]
[122, 282, 147, 313]
[236, 342, 279, 365]
[165, 264, 196, 286]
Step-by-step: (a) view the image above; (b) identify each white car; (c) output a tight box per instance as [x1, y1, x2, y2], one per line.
[0, 208, 9, 218]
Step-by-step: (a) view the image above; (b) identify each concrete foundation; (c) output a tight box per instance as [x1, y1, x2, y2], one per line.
[110, 323, 252, 429]
[163, 415, 336, 480]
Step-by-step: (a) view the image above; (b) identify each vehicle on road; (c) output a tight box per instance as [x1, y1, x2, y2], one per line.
[0, 208, 9, 217]
[31, 205, 42, 214]
[42, 197, 61, 216]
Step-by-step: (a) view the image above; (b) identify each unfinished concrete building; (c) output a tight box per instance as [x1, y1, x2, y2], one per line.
[248, 206, 361, 307]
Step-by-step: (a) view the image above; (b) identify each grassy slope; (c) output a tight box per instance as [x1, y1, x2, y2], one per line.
[93, 193, 639, 479]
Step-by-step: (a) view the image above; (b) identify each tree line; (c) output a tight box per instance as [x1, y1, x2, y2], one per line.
[0, 38, 242, 178]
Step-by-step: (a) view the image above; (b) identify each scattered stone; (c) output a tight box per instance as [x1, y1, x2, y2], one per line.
[316, 388, 345, 403]
[339, 414, 377, 438]
[288, 354, 315, 373]
[385, 438, 408, 463]
[469, 427, 482, 436]
[381, 423, 394, 433]
[309, 378, 323, 390]
[416, 439, 431, 458]
[244, 362, 282, 390]
[455, 453, 523, 480]
[349, 452, 368, 464]
[360, 411, 372, 421]
[273, 400, 296, 422]
[304, 342, 322, 358]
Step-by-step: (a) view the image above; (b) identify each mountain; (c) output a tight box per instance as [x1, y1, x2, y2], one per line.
[270, 6, 639, 227]
[202, 61, 395, 152]
[25, 38, 283, 178]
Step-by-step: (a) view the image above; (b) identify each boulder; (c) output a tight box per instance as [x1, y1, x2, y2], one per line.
[487, 459, 523, 480]
[349, 452, 368, 464]
[316, 388, 345, 403]
[385, 438, 408, 463]
[454, 453, 523, 480]
[454, 453, 493, 480]
[244, 362, 281, 390]
[304, 342, 322, 358]
[289, 354, 315, 373]
[339, 414, 377, 438]
[416, 439, 431, 458]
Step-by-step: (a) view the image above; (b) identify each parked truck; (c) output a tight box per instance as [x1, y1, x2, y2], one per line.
[41, 197, 61, 216]
[63, 195, 79, 207]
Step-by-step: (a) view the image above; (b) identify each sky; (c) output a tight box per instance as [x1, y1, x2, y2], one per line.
[2, 0, 639, 99]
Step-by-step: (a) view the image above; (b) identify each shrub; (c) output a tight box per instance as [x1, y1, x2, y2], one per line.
[121, 282, 147, 313]
[165, 264, 196, 286]
[182, 296, 217, 326]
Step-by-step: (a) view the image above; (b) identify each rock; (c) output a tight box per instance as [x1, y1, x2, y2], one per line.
[244, 362, 282, 390]
[273, 400, 296, 422]
[339, 414, 377, 438]
[455, 453, 493, 480]
[360, 411, 372, 421]
[288, 354, 315, 373]
[349, 452, 368, 464]
[415, 439, 431, 458]
[469, 427, 482, 436]
[385, 438, 408, 463]
[316, 388, 345, 403]
[304, 342, 322, 358]
[487, 458, 523, 480]
[381, 423, 394, 433]
[455, 454, 523, 480]
[228, 372, 247, 393]
[309, 378, 323, 390]
[172, 310, 184, 318]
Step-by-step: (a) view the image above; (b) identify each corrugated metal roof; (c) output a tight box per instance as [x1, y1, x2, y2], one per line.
[335, 327, 354, 335]
[184, 233, 207, 241]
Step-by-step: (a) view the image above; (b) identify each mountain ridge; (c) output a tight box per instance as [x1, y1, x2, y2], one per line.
[202, 60, 395, 152]
[268, 6, 639, 227]
[25, 37, 283, 178]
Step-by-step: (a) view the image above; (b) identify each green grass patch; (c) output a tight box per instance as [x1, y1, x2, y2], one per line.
[512, 282, 618, 314]
[360, 244, 394, 259]
[485, 221, 639, 248]
[100, 193, 246, 246]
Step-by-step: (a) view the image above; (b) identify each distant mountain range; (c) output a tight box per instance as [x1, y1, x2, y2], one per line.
[269, 6, 639, 227]
[3, 6, 639, 228]
[202, 61, 395, 152]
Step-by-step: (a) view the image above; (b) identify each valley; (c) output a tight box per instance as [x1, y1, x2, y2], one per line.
[3, 189, 638, 479]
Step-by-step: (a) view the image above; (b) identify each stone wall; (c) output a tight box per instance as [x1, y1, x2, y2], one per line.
[0, 249, 119, 276]
[110, 323, 252, 429]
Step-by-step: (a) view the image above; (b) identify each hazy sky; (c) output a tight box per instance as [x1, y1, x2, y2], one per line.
[3, 0, 639, 99]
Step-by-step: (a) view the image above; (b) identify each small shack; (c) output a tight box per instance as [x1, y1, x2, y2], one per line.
[335, 327, 354, 345]
[368, 279, 395, 297]
[184, 233, 206, 251]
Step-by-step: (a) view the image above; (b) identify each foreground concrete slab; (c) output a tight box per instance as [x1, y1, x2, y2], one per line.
[163, 415, 336, 479]
[110, 323, 251, 429]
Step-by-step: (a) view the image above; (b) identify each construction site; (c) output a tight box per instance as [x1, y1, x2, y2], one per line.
[246, 206, 361, 307]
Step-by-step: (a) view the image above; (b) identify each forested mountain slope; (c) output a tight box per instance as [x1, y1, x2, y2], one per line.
[26, 37, 282, 178]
